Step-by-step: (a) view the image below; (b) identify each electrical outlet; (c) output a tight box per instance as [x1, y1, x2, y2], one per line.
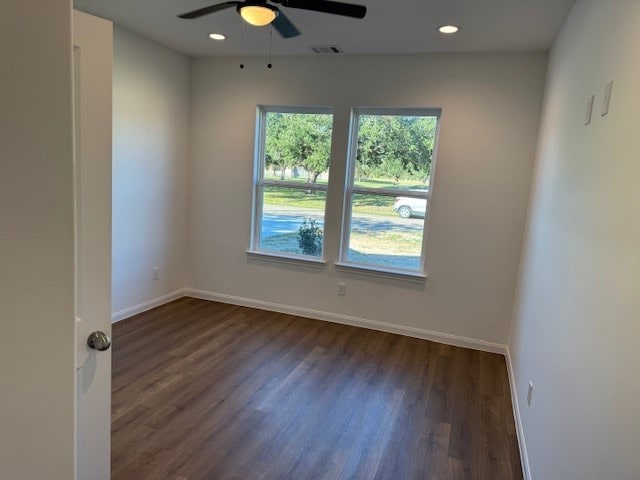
[527, 381, 534, 406]
[337, 282, 346, 296]
[152, 267, 159, 281]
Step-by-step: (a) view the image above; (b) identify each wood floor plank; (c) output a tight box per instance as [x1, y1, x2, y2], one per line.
[111, 298, 523, 480]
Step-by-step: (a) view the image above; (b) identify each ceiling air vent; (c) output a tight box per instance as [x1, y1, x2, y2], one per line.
[309, 45, 343, 54]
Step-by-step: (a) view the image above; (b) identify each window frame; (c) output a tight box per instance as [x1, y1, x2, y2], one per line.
[338, 107, 442, 277]
[249, 105, 334, 262]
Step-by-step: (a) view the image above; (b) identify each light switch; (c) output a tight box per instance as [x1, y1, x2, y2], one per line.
[585, 95, 595, 125]
[601, 80, 613, 116]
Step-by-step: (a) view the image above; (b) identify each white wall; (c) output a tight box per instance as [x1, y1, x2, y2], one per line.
[508, 1, 640, 478]
[188, 53, 547, 346]
[0, 1, 76, 478]
[112, 26, 190, 317]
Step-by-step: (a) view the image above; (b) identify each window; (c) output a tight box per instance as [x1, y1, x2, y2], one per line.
[339, 108, 440, 275]
[250, 106, 333, 260]
[250, 105, 440, 277]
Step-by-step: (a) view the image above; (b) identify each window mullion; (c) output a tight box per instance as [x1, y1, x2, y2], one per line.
[252, 183, 264, 250]
[339, 110, 360, 263]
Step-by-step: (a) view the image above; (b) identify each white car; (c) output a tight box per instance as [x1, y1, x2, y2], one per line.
[394, 197, 427, 218]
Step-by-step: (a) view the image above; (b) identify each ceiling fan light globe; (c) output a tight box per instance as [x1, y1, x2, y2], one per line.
[240, 5, 278, 26]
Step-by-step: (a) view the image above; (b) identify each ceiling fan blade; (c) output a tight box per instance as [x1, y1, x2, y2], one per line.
[272, 9, 301, 38]
[281, 0, 366, 19]
[178, 1, 240, 19]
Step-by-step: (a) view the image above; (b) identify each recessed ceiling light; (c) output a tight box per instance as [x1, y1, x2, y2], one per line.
[438, 25, 460, 34]
[209, 33, 226, 40]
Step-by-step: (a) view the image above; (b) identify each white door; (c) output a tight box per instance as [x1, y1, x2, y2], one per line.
[73, 10, 113, 480]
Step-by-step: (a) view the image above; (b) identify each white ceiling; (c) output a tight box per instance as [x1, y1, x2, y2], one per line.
[74, 0, 576, 57]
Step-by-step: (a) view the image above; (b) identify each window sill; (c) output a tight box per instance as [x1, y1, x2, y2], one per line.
[246, 250, 327, 268]
[334, 262, 428, 282]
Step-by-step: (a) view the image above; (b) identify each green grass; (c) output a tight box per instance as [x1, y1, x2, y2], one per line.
[263, 189, 396, 217]
[264, 172, 428, 191]
[259, 232, 308, 255]
[260, 229, 422, 259]
[263, 188, 326, 211]
[263, 178, 427, 217]
[350, 193, 395, 216]
[349, 230, 422, 255]
[353, 178, 428, 191]
[264, 173, 329, 186]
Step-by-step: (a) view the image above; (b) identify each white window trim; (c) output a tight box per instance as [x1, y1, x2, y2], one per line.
[334, 261, 428, 281]
[338, 107, 442, 277]
[249, 105, 333, 263]
[246, 249, 327, 267]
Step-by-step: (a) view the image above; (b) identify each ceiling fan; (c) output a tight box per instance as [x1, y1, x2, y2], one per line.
[177, 0, 367, 39]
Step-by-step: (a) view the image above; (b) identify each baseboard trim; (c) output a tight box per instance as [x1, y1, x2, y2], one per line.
[185, 288, 507, 355]
[506, 347, 532, 480]
[111, 288, 188, 323]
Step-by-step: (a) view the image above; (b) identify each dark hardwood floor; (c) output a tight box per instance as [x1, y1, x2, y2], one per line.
[111, 297, 523, 480]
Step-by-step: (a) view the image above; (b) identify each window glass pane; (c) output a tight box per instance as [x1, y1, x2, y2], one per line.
[354, 114, 437, 191]
[346, 193, 426, 271]
[264, 112, 333, 185]
[259, 186, 326, 257]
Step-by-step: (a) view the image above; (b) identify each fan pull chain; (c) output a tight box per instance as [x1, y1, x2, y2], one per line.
[239, 21, 245, 69]
[267, 26, 273, 69]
